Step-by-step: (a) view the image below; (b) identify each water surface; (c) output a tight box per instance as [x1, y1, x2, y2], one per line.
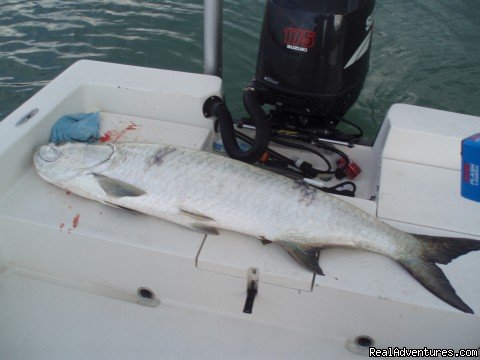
[1, 0, 479, 142]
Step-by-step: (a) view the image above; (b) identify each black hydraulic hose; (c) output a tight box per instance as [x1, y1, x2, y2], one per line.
[332, 115, 363, 141]
[270, 137, 332, 173]
[234, 130, 296, 168]
[242, 88, 271, 159]
[203, 90, 270, 164]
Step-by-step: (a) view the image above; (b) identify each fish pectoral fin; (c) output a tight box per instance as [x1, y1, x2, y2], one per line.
[93, 173, 146, 198]
[277, 241, 324, 276]
[180, 208, 216, 222]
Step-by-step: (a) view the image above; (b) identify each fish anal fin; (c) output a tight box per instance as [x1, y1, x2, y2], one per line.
[194, 225, 219, 236]
[180, 208, 215, 222]
[179, 223, 219, 236]
[93, 173, 146, 198]
[277, 241, 324, 276]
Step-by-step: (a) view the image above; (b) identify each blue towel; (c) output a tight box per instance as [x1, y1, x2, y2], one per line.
[50, 112, 100, 144]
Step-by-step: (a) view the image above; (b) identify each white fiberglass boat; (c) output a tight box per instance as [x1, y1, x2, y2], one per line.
[0, 60, 479, 359]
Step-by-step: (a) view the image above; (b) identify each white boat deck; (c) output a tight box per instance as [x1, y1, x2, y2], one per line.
[1, 269, 350, 360]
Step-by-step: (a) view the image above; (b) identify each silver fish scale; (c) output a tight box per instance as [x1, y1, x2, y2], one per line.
[130, 144, 407, 258]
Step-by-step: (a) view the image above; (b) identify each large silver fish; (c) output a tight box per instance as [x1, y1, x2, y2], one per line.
[33, 142, 480, 313]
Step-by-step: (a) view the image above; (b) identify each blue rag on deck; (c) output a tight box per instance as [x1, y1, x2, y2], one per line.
[50, 112, 100, 144]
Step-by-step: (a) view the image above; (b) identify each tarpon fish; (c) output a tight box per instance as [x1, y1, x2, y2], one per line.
[33, 142, 480, 313]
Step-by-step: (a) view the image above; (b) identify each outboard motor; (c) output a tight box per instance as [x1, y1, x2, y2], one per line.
[204, 0, 375, 164]
[255, 0, 375, 125]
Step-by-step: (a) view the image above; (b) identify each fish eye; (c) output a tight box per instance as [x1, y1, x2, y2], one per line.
[38, 144, 63, 162]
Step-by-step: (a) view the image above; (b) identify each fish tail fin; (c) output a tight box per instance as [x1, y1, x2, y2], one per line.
[416, 235, 480, 265]
[398, 236, 480, 314]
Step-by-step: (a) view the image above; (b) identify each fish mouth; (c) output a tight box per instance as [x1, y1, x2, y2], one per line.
[37, 143, 63, 162]
[35, 142, 115, 170]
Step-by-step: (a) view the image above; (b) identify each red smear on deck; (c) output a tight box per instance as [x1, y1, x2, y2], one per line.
[99, 131, 112, 142]
[99, 122, 139, 143]
[72, 214, 80, 229]
[126, 123, 137, 130]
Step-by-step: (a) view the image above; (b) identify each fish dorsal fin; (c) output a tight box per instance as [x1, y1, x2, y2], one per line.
[93, 173, 146, 198]
[277, 241, 324, 276]
[180, 208, 216, 222]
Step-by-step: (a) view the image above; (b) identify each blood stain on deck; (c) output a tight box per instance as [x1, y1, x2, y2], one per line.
[72, 214, 80, 229]
[99, 121, 139, 143]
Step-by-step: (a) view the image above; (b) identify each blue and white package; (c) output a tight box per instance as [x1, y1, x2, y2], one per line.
[461, 133, 480, 202]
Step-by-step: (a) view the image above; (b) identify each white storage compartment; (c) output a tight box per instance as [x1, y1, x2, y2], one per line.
[378, 104, 480, 237]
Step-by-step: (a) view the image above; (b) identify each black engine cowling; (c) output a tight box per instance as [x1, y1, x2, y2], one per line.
[254, 0, 375, 119]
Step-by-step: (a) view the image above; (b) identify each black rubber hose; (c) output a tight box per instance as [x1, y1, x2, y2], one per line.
[204, 90, 270, 164]
[234, 130, 296, 168]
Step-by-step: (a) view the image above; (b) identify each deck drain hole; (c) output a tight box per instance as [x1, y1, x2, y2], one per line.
[137, 287, 155, 300]
[355, 336, 374, 348]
